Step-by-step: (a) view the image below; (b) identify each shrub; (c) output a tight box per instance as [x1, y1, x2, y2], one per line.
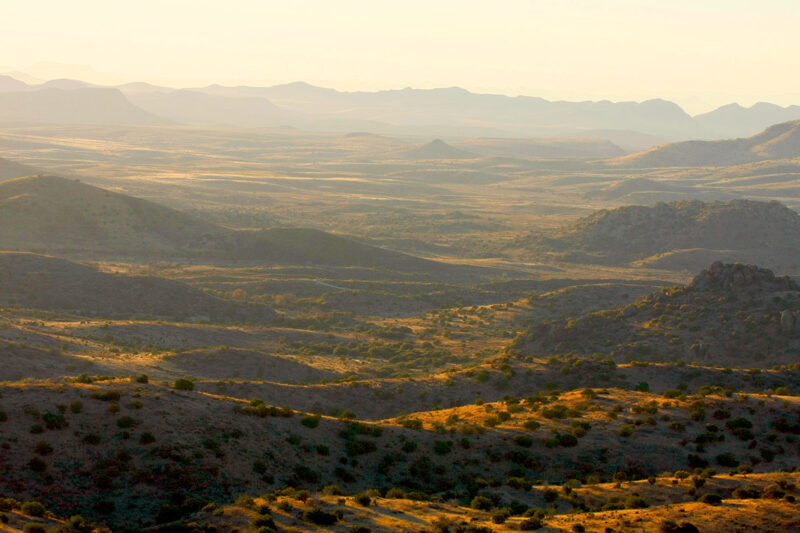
[619, 425, 634, 437]
[519, 517, 543, 530]
[91, 390, 120, 402]
[542, 488, 558, 502]
[69, 401, 83, 414]
[470, 495, 493, 511]
[303, 508, 338, 525]
[173, 378, 194, 391]
[133, 374, 149, 383]
[354, 493, 371, 506]
[301, 414, 321, 428]
[624, 494, 648, 509]
[434, 440, 453, 455]
[116, 416, 137, 429]
[523, 419, 541, 431]
[83, 433, 101, 445]
[34, 441, 53, 456]
[698, 493, 722, 505]
[251, 515, 277, 529]
[715, 453, 738, 467]
[513, 434, 533, 447]
[399, 418, 423, 430]
[660, 520, 700, 533]
[23, 524, 46, 533]
[27, 458, 47, 472]
[21, 501, 46, 517]
[139, 432, 156, 444]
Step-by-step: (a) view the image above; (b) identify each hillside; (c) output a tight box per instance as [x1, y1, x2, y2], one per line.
[1, 377, 799, 530]
[0, 252, 273, 321]
[613, 119, 800, 167]
[511, 262, 800, 367]
[0, 175, 467, 274]
[455, 136, 626, 158]
[396, 138, 477, 160]
[0, 156, 36, 179]
[0, 87, 160, 125]
[519, 199, 800, 272]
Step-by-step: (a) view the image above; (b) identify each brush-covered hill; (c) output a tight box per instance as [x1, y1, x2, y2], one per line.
[511, 262, 800, 367]
[0, 252, 274, 321]
[0, 175, 469, 275]
[612, 119, 800, 167]
[518, 199, 800, 272]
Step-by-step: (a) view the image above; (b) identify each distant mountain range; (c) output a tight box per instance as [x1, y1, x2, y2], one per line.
[2, 75, 800, 149]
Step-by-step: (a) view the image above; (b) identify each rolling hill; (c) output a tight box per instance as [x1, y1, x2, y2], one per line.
[510, 261, 800, 367]
[0, 156, 36, 179]
[0, 87, 160, 125]
[519, 199, 800, 272]
[0, 175, 468, 274]
[0, 252, 274, 321]
[613, 119, 800, 167]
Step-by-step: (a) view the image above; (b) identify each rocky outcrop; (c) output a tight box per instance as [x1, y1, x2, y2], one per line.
[691, 261, 794, 291]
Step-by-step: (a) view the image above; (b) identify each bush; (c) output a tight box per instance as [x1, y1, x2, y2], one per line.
[34, 441, 53, 456]
[301, 414, 321, 428]
[519, 517, 543, 530]
[354, 493, 371, 506]
[251, 515, 277, 529]
[697, 493, 722, 505]
[513, 434, 533, 448]
[116, 416, 137, 429]
[660, 521, 700, 533]
[470, 495, 493, 511]
[69, 401, 83, 414]
[303, 508, 338, 525]
[173, 378, 194, 391]
[23, 524, 46, 533]
[624, 494, 648, 509]
[542, 487, 558, 502]
[27, 457, 47, 472]
[91, 390, 120, 401]
[715, 453, 738, 467]
[21, 501, 46, 517]
[139, 432, 156, 444]
[133, 374, 149, 383]
[434, 440, 453, 455]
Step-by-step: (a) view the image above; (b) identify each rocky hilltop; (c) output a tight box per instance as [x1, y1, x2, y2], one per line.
[518, 199, 800, 273]
[510, 262, 800, 367]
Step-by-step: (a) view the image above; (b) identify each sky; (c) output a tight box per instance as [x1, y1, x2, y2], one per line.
[2, 0, 800, 115]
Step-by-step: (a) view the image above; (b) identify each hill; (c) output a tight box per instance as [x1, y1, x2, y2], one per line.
[455, 136, 626, 158]
[0, 156, 36, 179]
[126, 89, 288, 127]
[0, 87, 160, 125]
[0, 175, 469, 274]
[613, 119, 800, 167]
[510, 262, 800, 367]
[519, 199, 800, 272]
[0, 252, 274, 322]
[396, 138, 477, 160]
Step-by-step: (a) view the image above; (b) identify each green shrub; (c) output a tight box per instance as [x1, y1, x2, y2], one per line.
[133, 374, 149, 383]
[301, 414, 321, 428]
[519, 517, 543, 530]
[303, 507, 338, 525]
[470, 495, 493, 511]
[697, 493, 722, 505]
[513, 434, 533, 448]
[173, 378, 194, 391]
[21, 501, 46, 517]
[434, 440, 453, 455]
[69, 401, 83, 414]
[354, 493, 371, 506]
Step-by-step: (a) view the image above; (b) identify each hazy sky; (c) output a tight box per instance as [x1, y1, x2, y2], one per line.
[3, 0, 800, 114]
